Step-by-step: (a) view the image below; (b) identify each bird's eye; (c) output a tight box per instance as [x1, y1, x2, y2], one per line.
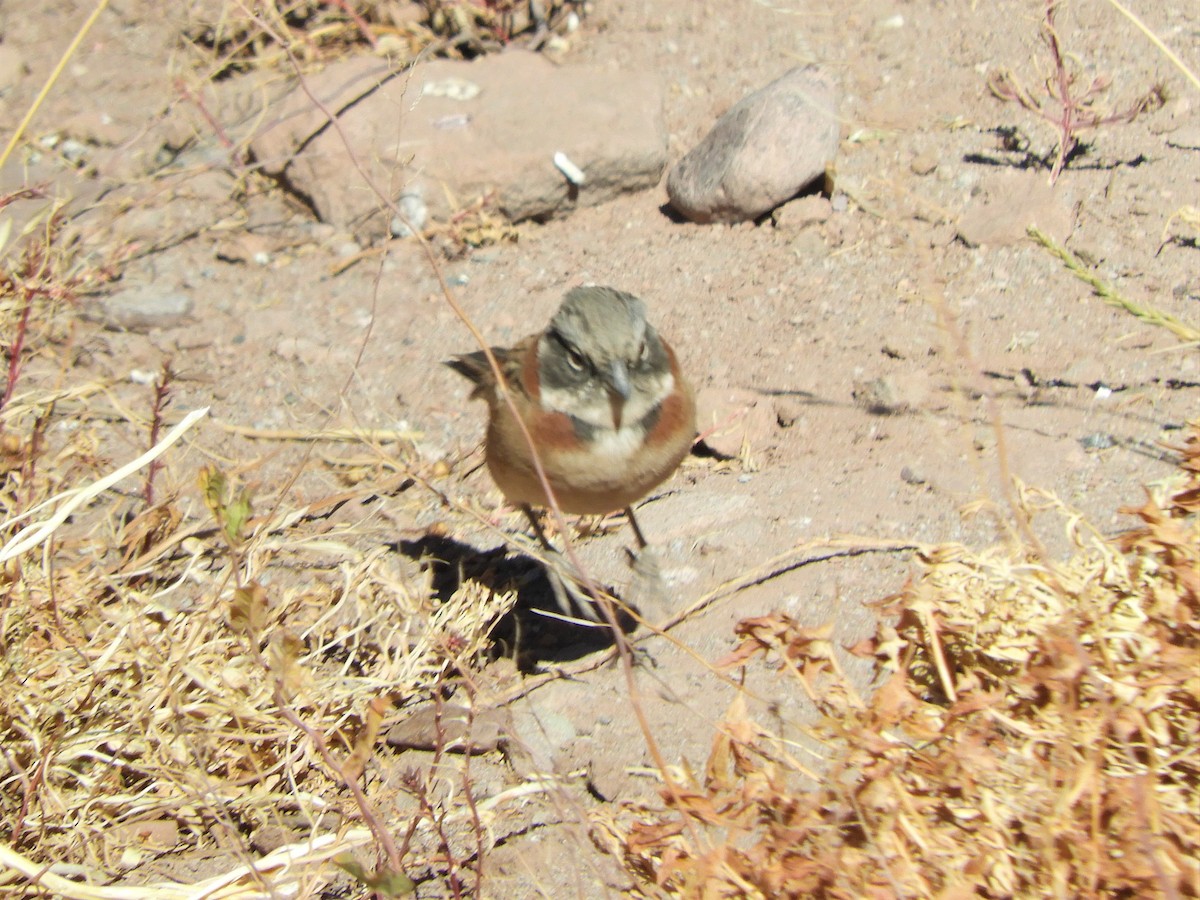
[565, 348, 586, 372]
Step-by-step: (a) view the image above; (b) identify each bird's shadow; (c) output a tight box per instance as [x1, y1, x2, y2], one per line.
[397, 533, 637, 669]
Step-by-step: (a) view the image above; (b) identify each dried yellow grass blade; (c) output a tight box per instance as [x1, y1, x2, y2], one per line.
[0, 407, 209, 562]
[1028, 226, 1200, 344]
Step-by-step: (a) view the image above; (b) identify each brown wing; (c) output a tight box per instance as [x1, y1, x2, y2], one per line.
[444, 349, 496, 398]
[446, 336, 535, 400]
[444, 337, 536, 401]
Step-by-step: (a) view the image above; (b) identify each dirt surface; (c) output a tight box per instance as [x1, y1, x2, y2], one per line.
[2, 0, 1197, 896]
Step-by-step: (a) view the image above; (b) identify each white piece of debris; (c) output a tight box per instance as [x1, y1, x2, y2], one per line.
[421, 78, 480, 101]
[553, 151, 586, 185]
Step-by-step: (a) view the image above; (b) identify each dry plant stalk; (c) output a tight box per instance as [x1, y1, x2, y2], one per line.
[987, 0, 1165, 183]
[1029, 225, 1200, 344]
[609, 423, 1200, 897]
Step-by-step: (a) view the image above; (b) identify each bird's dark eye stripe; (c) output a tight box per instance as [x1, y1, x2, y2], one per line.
[550, 331, 589, 371]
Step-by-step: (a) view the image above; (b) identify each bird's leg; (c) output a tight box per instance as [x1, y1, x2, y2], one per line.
[624, 506, 649, 549]
[521, 504, 557, 552]
[520, 504, 601, 621]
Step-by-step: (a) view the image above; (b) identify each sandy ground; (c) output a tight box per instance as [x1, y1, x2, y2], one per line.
[2, 0, 1197, 895]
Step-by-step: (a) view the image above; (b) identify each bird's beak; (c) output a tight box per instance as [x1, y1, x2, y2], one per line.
[606, 359, 631, 429]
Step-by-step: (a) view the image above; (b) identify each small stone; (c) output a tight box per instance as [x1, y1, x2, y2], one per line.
[910, 153, 938, 176]
[384, 704, 509, 753]
[94, 289, 193, 332]
[773, 397, 802, 428]
[60, 139, 88, 163]
[772, 195, 832, 232]
[667, 65, 840, 223]
[390, 188, 428, 237]
[900, 466, 926, 485]
[696, 387, 776, 457]
[853, 377, 903, 415]
[1079, 432, 1116, 452]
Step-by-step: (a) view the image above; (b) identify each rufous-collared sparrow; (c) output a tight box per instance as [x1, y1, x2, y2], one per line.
[447, 285, 696, 616]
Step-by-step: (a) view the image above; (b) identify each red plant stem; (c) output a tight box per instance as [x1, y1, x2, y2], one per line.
[144, 372, 169, 508]
[1043, 0, 1076, 181]
[1, 288, 33, 414]
[174, 77, 243, 171]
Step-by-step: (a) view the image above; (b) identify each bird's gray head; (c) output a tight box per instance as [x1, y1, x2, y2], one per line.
[538, 286, 673, 431]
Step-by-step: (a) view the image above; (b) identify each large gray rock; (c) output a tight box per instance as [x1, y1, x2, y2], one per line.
[667, 66, 840, 224]
[250, 51, 667, 231]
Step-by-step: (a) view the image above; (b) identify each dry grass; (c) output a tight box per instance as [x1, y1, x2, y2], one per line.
[604, 424, 1200, 898]
[0, 205, 519, 897]
[1, 464, 519, 895]
[1, 423, 517, 896]
[182, 0, 586, 79]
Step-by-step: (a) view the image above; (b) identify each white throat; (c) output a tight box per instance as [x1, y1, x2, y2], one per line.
[541, 370, 674, 435]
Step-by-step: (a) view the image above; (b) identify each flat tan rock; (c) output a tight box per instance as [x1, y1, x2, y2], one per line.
[956, 170, 1075, 248]
[250, 51, 667, 232]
